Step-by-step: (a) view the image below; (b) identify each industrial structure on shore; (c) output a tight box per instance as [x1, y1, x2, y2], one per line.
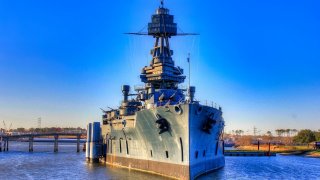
[86, 1, 225, 179]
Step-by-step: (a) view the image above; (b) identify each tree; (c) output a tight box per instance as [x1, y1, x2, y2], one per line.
[315, 131, 320, 141]
[275, 129, 282, 137]
[240, 130, 244, 136]
[16, 128, 25, 132]
[293, 129, 316, 144]
[235, 130, 244, 136]
[276, 129, 286, 137]
[292, 129, 298, 136]
[266, 131, 273, 141]
[286, 129, 291, 137]
[266, 131, 272, 137]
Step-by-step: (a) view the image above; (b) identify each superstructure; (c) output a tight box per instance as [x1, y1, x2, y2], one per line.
[86, 2, 225, 179]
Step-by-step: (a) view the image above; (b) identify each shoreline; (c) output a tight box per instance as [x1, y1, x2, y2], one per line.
[304, 150, 320, 158]
[278, 150, 320, 158]
[228, 145, 320, 158]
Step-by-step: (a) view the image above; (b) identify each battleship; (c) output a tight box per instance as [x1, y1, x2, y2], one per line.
[86, 1, 225, 179]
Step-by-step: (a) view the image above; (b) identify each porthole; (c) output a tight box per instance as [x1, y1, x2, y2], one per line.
[174, 105, 182, 114]
[196, 106, 203, 114]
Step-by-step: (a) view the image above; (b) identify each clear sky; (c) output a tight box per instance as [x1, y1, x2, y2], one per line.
[0, 0, 319, 134]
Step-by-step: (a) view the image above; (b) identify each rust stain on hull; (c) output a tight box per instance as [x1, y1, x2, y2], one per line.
[106, 155, 189, 179]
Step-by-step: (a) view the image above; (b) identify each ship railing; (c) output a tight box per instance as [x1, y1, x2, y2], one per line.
[196, 99, 222, 110]
[134, 85, 145, 91]
[178, 84, 188, 91]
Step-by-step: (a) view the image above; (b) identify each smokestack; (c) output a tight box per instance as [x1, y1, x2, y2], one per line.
[189, 86, 195, 102]
[122, 85, 130, 102]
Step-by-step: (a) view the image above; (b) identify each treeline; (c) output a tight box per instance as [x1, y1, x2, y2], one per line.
[226, 129, 320, 146]
[275, 129, 298, 137]
[9, 127, 86, 133]
[293, 129, 320, 144]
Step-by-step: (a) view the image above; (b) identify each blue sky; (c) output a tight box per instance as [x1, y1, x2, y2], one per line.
[0, 0, 319, 134]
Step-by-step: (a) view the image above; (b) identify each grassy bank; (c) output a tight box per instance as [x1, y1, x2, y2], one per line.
[229, 145, 320, 158]
[305, 150, 320, 158]
[235, 145, 312, 153]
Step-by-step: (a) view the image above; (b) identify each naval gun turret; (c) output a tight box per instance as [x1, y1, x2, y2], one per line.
[119, 85, 142, 116]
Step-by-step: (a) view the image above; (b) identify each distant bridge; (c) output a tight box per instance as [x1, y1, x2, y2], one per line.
[0, 132, 86, 153]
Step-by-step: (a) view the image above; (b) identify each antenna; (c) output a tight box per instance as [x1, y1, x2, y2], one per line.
[187, 53, 191, 95]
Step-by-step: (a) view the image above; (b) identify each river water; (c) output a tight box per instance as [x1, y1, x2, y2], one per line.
[0, 142, 319, 180]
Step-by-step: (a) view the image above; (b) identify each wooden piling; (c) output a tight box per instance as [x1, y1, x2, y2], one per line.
[3, 140, 6, 152]
[5, 139, 8, 151]
[29, 136, 34, 152]
[77, 135, 80, 153]
[54, 135, 58, 152]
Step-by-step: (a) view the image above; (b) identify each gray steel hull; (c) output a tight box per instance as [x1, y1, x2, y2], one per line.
[101, 103, 225, 179]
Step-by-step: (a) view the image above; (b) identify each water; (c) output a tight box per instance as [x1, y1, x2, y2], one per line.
[0, 142, 319, 180]
[200, 156, 320, 180]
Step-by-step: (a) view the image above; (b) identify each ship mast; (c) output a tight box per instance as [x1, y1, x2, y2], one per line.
[188, 53, 191, 95]
[125, 1, 198, 103]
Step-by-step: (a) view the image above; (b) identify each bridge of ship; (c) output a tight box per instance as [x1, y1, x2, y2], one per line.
[0, 132, 86, 153]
